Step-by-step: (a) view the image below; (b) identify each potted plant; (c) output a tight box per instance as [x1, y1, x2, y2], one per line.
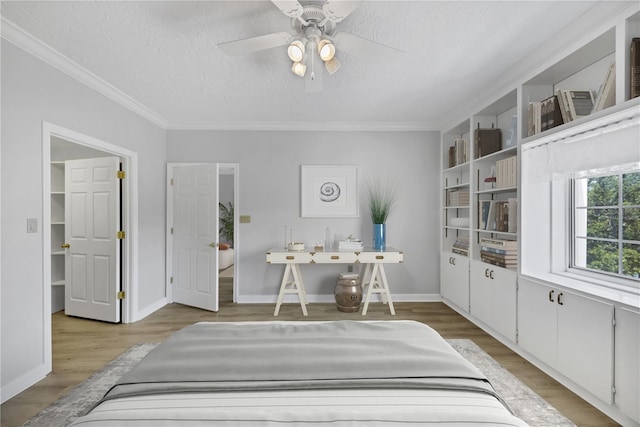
[366, 178, 396, 250]
[218, 201, 234, 246]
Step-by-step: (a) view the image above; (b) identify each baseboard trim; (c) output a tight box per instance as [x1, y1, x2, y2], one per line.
[236, 293, 442, 304]
[1, 364, 49, 404]
[133, 298, 168, 323]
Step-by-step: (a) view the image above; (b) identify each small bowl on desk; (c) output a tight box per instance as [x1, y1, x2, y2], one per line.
[287, 242, 305, 251]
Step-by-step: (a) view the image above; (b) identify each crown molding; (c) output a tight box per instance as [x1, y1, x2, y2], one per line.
[167, 120, 440, 132]
[1, 17, 168, 129]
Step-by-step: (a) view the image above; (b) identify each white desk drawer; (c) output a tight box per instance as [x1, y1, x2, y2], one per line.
[312, 252, 358, 263]
[267, 251, 313, 264]
[358, 251, 403, 263]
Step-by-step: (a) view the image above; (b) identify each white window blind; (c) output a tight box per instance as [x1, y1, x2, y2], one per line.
[522, 103, 640, 183]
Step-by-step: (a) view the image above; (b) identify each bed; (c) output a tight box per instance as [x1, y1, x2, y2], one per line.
[70, 320, 529, 426]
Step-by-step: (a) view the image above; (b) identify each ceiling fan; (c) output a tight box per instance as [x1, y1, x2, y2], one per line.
[218, 0, 403, 92]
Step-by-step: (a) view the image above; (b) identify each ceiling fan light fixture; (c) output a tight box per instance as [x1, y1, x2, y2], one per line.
[324, 56, 341, 75]
[318, 39, 336, 61]
[291, 61, 307, 77]
[287, 40, 305, 62]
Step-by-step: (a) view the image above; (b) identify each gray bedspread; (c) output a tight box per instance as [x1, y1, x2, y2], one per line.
[99, 320, 510, 411]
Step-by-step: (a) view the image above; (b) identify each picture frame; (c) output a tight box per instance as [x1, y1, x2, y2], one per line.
[301, 165, 358, 217]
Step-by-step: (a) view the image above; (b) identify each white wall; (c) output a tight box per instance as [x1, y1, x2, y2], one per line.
[1, 40, 167, 400]
[167, 130, 441, 302]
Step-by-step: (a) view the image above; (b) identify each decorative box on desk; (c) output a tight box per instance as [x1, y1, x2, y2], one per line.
[266, 248, 403, 316]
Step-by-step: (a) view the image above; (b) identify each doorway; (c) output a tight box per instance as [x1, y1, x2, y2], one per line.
[42, 122, 138, 371]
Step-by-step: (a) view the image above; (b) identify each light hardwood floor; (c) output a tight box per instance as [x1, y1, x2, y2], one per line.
[1, 291, 619, 426]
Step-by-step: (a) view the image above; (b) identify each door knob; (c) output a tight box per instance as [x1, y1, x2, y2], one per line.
[209, 243, 218, 248]
[61, 243, 70, 249]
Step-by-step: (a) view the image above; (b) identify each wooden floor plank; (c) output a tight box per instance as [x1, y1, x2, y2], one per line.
[0, 300, 619, 427]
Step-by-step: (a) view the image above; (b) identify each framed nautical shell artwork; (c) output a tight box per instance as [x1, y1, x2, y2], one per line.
[300, 165, 358, 217]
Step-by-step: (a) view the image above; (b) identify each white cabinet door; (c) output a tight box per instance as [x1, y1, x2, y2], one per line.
[489, 268, 517, 342]
[557, 291, 613, 403]
[517, 278, 557, 367]
[470, 261, 492, 325]
[441, 252, 469, 312]
[614, 307, 639, 423]
[518, 278, 614, 404]
[470, 261, 517, 342]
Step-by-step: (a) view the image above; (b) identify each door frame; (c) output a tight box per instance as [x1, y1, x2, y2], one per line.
[166, 163, 239, 303]
[42, 122, 138, 368]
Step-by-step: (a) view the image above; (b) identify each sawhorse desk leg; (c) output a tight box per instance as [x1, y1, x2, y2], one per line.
[361, 263, 396, 316]
[274, 263, 308, 316]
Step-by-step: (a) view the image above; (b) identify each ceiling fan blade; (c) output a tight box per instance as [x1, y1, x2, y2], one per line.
[333, 32, 405, 59]
[323, 0, 364, 23]
[218, 32, 293, 55]
[270, 0, 304, 19]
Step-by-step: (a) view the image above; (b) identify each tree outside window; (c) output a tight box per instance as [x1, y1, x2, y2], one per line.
[573, 172, 640, 281]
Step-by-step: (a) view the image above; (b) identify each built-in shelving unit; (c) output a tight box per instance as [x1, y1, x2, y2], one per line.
[51, 161, 65, 312]
[440, 5, 640, 426]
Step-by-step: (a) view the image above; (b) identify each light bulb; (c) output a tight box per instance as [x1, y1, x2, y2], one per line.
[287, 41, 305, 62]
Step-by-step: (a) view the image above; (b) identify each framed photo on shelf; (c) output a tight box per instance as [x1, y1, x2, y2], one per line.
[301, 165, 358, 217]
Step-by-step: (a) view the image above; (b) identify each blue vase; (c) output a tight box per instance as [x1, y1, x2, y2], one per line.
[373, 223, 386, 250]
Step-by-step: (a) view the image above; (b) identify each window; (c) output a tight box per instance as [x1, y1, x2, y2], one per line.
[572, 172, 640, 282]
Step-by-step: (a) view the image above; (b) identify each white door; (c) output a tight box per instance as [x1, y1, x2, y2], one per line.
[64, 157, 121, 322]
[172, 164, 219, 311]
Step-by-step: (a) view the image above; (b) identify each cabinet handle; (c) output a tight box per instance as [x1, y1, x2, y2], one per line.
[485, 268, 490, 277]
[61, 243, 70, 249]
[451, 257, 456, 265]
[557, 292, 564, 306]
[331, 255, 339, 260]
[375, 255, 384, 260]
[489, 270, 494, 279]
[548, 290, 555, 303]
[286, 256, 294, 260]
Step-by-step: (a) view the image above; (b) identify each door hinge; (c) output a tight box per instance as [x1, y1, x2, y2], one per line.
[171, 227, 173, 235]
[170, 277, 174, 284]
[117, 170, 126, 179]
[171, 178, 174, 186]
[117, 230, 126, 239]
[117, 291, 125, 300]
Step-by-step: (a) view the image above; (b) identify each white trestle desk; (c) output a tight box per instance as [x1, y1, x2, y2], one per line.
[266, 248, 403, 316]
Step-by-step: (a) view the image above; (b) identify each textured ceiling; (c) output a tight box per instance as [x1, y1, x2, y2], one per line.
[0, 1, 625, 130]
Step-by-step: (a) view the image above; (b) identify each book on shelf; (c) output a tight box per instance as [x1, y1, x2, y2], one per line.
[478, 200, 492, 230]
[447, 189, 469, 207]
[528, 90, 595, 136]
[555, 89, 570, 124]
[451, 236, 469, 256]
[527, 101, 542, 137]
[544, 95, 564, 130]
[507, 197, 517, 233]
[480, 245, 517, 256]
[481, 253, 517, 269]
[480, 237, 517, 250]
[504, 115, 518, 149]
[473, 125, 502, 159]
[592, 62, 616, 113]
[566, 90, 595, 120]
[495, 156, 517, 188]
[448, 139, 469, 167]
[631, 38, 639, 99]
[477, 199, 516, 232]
